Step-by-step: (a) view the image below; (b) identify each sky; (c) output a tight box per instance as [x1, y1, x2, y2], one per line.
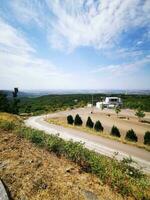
[0, 0, 150, 91]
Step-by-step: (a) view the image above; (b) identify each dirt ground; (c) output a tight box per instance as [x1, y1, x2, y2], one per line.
[0, 131, 130, 200]
[53, 107, 150, 143]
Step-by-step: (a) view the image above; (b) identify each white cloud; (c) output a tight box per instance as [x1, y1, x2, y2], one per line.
[7, 0, 150, 51]
[46, 0, 150, 50]
[92, 56, 150, 76]
[0, 18, 71, 90]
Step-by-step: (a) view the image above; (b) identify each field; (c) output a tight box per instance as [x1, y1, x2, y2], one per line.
[47, 107, 150, 145]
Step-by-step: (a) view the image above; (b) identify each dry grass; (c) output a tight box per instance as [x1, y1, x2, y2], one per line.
[0, 112, 22, 123]
[0, 131, 129, 200]
[47, 117, 150, 151]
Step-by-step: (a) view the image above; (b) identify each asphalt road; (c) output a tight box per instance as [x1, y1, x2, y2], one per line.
[25, 113, 150, 174]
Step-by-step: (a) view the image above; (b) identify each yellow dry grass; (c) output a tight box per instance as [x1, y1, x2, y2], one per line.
[0, 112, 22, 123]
[0, 130, 131, 200]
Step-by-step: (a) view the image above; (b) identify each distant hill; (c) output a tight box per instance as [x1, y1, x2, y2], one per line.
[0, 90, 37, 98]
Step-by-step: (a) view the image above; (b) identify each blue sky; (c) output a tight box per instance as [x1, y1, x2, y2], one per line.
[0, 0, 150, 90]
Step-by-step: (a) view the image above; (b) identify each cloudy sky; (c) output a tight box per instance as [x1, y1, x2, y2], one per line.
[0, 0, 150, 90]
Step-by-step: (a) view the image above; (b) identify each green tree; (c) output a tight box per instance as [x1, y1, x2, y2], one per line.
[94, 120, 104, 132]
[67, 115, 74, 125]
[125, 129, 137, 142]
[0, 92, 10, 112]
[135, 108, 145, 122]
[86, 117, 94, 128]
[111, 125, 121, 137]
[74, 114, 83, 126]
[144, 131, 150, 145]
[115, 106, 121, 117]
[11, 88, 20, 114]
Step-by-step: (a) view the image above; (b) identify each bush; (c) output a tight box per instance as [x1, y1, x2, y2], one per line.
[0, 120, 16, 131]
[86, 117, 94, 128]
[94, 120, 104, 132]
[67, 115, 74, 125]
[30, 130, 45, 146]
[111, 125, 120, 137]
[125, 129, 137, 142]
[74, 114, 83, 126]
[144, 131, 150, 145]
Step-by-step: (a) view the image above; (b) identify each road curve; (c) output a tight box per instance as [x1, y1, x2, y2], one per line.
[25, 114, 150, 174]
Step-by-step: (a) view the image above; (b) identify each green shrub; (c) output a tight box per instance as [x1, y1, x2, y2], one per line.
[0, 120, 16, 131]
[86, 117, 94, 128]
[8, 124, 150, 199]
[125, 129, 138, 142]
[94, 120, 104, 132]
[74, 114, 83, 126]
[144, 131, 150, 145]
[67, 115, 74, 125]
[111, 126, 121, 137]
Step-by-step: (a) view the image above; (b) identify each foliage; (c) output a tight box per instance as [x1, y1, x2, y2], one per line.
[125, 129, 138, 142]
[86, 116, 94, 128]
[67, 115, 74, 125]
[74, 114, 83, 126]
[111, 126, 121, 137]
[14, 126, 150, 199]
[11, 88, 20, 114]
[94, 120, 104, 132]
[144, 131, 150, 145]
[0, 120, 16, 131]
[115, 106, 121, 116]
[135, 108, 145, 121]
[0, 93, 10, 112]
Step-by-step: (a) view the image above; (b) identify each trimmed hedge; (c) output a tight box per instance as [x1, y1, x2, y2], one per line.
[94, 120, 104, 132]
[74, 114, 83, 126]
[86, 117, 94, 128]
[111, 126, 121, 137]
[125, 129, 137, 142]
[144, 131, 150, 145]
[67, 115, 74, 125]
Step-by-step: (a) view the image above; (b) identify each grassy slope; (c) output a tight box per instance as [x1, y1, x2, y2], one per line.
[1, 131, 126, 200]
[0, 113, 150, 199]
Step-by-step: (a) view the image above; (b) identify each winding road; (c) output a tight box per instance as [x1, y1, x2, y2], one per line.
[25, 113, 150, 174]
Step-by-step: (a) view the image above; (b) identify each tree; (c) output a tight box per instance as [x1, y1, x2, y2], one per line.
[11, 88, 20, 114]
[144, 131, 150, 145]
[25, 105, 32, 113]
[67, 115, 74, 125]
[86, 117, 94, 128]
[94, 120, 103, 132]
[74, 114, 83, 126]
[115, 106, 121, 117]
[135, 108, 145, 122]
[111, 125, 120, 137]
[125, 129, 137, 142]
[0, 92, 10, 112]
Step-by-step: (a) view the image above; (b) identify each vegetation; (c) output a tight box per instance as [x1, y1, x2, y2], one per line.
[74, 114, 83, 126]
[144, 131, 150, 145]
[1, 90, 150, 115]
[125, 129, 138, 142]
[67, 115, 74, 125]
[111, 126, 121, 137]
[115, 106, 121, 117]
[135, 108, 145, 121]
[94, 120, 104, 132]
[0, 114, 150, 199]
[86, 117, 94, 128]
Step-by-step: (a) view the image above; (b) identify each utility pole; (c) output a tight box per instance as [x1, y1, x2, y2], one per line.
[91, 94, 94, 113]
